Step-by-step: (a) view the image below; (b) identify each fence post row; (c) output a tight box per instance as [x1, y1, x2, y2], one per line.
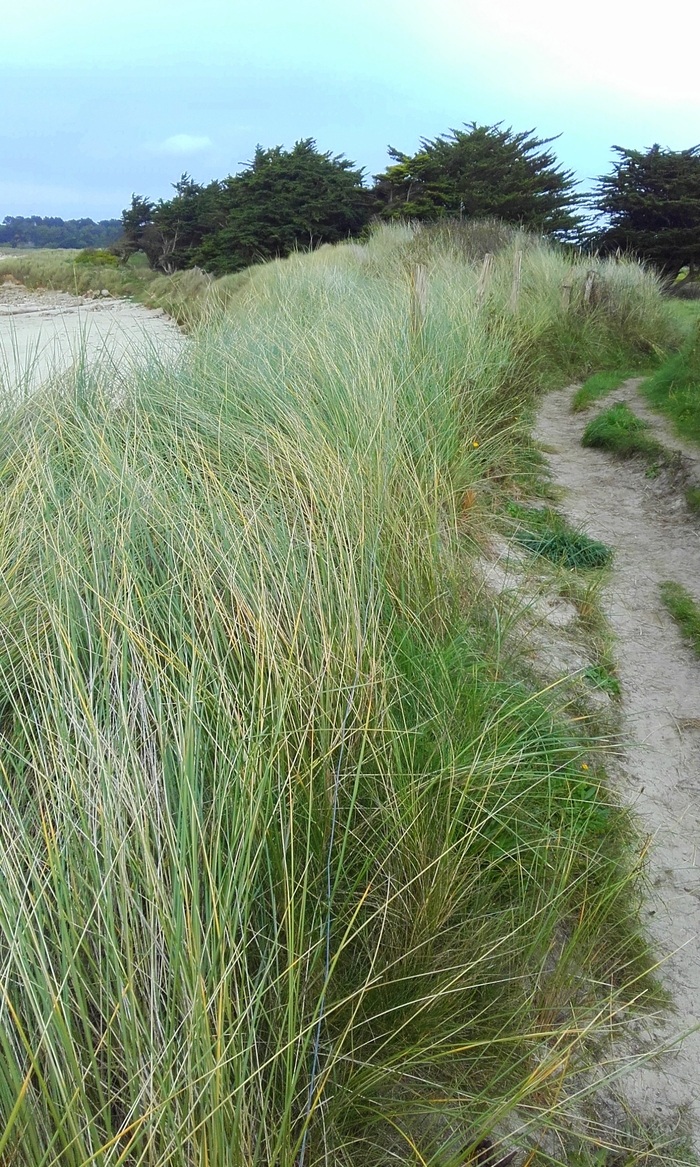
[477, 252, 494, 306]
[509, 250, 522, 313]
[560, 277, 574, 310]
[584, 269, 598, 306]
[410, 264, 428, 332]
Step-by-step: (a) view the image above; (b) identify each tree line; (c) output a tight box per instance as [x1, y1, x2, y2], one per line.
[0, 217, 122, 250]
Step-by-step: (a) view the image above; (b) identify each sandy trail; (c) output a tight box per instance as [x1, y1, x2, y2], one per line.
[0, 283, 183, 392]
[535, 381, 700, 1150]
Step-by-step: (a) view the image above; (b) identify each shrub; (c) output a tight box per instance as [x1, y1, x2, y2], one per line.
[73, 247, 120, 266]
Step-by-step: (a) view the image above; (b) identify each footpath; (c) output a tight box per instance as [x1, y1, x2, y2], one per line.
[536, 380, 700, 1155]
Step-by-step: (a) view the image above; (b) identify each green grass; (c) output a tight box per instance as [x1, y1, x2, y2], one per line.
[0, 224, 673, 1165]
[660, 581, 700, 654]
[642, 324, 700, 446]
[581, 401, 665, 460]
[686, 485, 700, 514]
[508, 502, 613, 568]
[572, 370, 629, 412]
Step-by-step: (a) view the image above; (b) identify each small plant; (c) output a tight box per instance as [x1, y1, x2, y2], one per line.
[508, 502, 613, 569]
[660, 580, 700, 654]
[572, 370, 628, 412]
[73, 247, 119, 266]
[581, 401, 665, 459]
[583, 664, 621, 696]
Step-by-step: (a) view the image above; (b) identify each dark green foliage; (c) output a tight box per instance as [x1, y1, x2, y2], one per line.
[593, 144, 700, 278]
[119, 142, 372, 274]
[582, 402, 665, 459]
[643, 325, 700, 444]
[374, 122, 581, 236]
[117, 194, 178, 272]
[0, 215, 122, 250]
[659, 581, 700, 654]
[508, 503, 613, 568]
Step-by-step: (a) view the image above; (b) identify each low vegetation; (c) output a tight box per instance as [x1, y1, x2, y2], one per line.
[643, 324, 700, 445]
[0, 223, 679, 1165]
[507, 502, 613, 568]
[0, 247, 160, 298]
[581, 401, 665, 460]
[572, 370, 630, 412]
[660, 581, 700, 654]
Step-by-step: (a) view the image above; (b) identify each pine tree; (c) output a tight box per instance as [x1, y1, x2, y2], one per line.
[594, 144, 700, 278]
[374, 123, 580, 236]
[194, 140, 371, 274]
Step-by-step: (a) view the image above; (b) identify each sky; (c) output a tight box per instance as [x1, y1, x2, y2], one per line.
[2, 0, 699, 221]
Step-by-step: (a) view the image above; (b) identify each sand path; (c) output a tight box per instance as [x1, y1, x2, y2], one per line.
[0, 282, 183, 391]
[535, 381, 700, 1152]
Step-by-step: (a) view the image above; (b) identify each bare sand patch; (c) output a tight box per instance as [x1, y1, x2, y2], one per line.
[0, 282, 183, 391]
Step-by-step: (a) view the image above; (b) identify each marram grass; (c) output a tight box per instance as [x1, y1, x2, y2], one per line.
[0, 225, 676, 1165]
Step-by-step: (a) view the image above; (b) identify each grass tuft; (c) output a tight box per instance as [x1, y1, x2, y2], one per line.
[572, 370, 630, 412]
[685, 485, 700, 514]
[581, 401, 665, 460]
[508, 502, 613, 569]
[660, 580, 700, 654]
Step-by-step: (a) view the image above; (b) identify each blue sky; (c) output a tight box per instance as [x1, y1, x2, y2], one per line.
[2, 0, 699, 220]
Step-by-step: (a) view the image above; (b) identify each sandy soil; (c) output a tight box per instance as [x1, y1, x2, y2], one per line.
[0, 282, 183, 391]
[535, 381, 700, 1152]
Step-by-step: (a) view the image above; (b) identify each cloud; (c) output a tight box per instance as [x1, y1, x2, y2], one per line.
[158, 134, 213, 155]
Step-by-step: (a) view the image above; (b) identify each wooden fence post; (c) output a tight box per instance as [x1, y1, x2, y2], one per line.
[410, 264, 428, 332]
[477, 252, 494, 306]
[509, 250, 522, 313]
[560, 277, 574, 311]
[583, 269, 598, 306]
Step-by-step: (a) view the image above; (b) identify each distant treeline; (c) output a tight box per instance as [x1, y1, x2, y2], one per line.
[0, 217, 123, 250]
[118, 125, 700, 281]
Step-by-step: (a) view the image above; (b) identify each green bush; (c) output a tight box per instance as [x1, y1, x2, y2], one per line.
[73, 247, 119, 266]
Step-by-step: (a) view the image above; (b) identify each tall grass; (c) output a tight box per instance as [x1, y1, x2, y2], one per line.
[0, 225, 675, 1165]
[643, 323, 700, 446]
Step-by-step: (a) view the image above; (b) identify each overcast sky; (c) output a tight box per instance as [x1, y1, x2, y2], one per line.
[2, 0, 699, 220]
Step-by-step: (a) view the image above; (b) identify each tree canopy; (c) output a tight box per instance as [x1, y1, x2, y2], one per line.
[593, 144, 700, 278]
[373, 123, 581, 236]
[120, 140, 372, 275]
[0, 216, 122, 249]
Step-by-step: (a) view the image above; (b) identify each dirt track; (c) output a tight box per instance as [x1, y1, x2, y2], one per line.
[0, 282, 183, 391]
[536, 381, 700, 1151]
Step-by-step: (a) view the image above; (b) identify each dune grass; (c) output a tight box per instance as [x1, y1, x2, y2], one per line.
[0, 225, 678, 1165]
[642, 324, 700, 447]
[660, 581, 700, 654]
